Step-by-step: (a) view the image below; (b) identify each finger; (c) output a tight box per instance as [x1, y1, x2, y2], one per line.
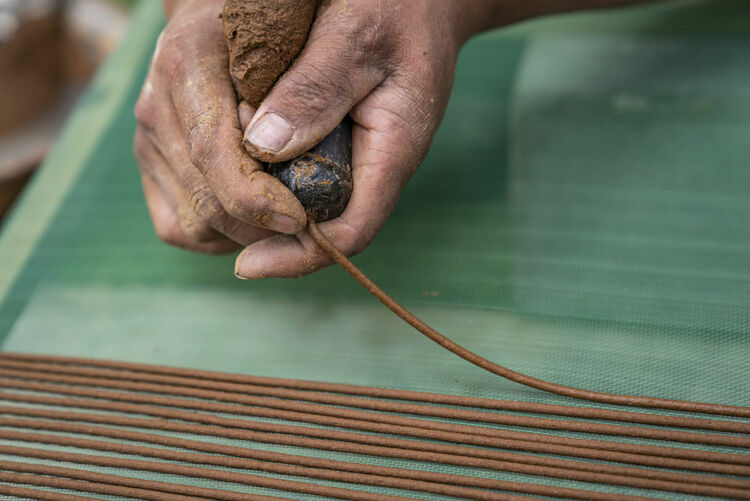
[139, 102, 277, 246]
[134, 128, 224, 243]
[165, 22, 306, 234]
[233, 121, 400, 278]
[242, 4, 389, 163]
[235, 75, 440, 279]
[233, 116, 399, 278]
[141, 171, 240, 255]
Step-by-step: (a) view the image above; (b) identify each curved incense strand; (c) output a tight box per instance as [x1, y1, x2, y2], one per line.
[306, 220, 750, 418]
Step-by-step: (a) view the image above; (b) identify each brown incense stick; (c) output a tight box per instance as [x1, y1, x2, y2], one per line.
[0, 471, 207, 501]
[0, 460, 287, 501]
[0, 444, 582, 501]
[3, 415, 749, 493]
[307, 220, 750, 418]
[2, 381, 749, 475]
[2, 352, 743, 428]
[1, 356, 748, 499]
[0, 484, 98, 501]
[4, 394, 749, 480]
[0, 444, 415, 501]
[2, 357, 747, 434]
[0, 430, 528, 501]
[3, 355, 748, 466]
[2, 367, 748, 448]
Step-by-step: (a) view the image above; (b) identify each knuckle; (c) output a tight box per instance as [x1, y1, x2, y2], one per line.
[368, 101, 413, 140]
[221, 176, 264, 222]
[187, 125, 213, 169]
[132, 130, 149, 159]
[354, 16, 382, 52]
[177, 207, 220, 243]
[221, 192, 252, 223]
[132, 131, 157, 178]
[188, 185, 225, 226]
[187, 185, 247, 240]
[134, 87, 158, 131]
[186, 113, 226, 170]
[316, 4, 391, 66]
[154, 39, 186, 80]
[347, 13, 392, 66]
[381, 106, 412, 135]
[361, 90, 435, 159]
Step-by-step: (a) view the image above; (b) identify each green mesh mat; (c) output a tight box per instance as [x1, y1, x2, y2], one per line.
[0, 0, 749, 498]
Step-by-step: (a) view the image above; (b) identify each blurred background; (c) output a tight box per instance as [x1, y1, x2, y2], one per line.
[0, 0, 135, 224]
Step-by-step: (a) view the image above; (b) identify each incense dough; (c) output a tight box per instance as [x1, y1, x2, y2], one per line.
[221, 0, 316, 108]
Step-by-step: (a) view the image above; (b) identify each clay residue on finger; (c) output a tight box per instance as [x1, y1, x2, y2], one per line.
[246, 170, 307, 229]
[235, 145, 264, 178]
[221, 0, 353, 224]
[221, 0, 316, 108]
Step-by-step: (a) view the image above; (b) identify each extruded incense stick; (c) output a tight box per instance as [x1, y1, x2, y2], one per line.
[0, 460, 281, 501]
[1, 355, 748, 499]
[3, 391, 748, 476]
[3, 357, 748, 434]
[3, 417, 748, 495]
[306, 220, 750, 418]
[0, 471, 204, 501]
[2, 367, 748, 448]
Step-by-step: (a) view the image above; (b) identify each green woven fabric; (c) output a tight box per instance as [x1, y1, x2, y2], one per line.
[0, 0, 748, 498]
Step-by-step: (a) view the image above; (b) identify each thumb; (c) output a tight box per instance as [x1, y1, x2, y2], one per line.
[242, 19, 388, 163]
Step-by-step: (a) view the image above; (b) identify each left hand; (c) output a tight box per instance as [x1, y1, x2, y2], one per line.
[134, 0, 307, 256]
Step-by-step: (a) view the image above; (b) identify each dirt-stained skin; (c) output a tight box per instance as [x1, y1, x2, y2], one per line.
[221, 0, 353, 222]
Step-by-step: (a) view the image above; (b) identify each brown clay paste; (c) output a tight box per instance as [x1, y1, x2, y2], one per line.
[221, 0, 315, 108]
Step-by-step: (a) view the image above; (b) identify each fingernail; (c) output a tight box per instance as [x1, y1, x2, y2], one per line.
[246, 113, 293, 152]
[234, 253, 251, 280]
[269, 213, 301, 234]
[235, 249, 264, 280]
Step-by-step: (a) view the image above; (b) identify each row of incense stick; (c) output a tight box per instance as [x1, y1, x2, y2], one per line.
[0, 353, 748, 500]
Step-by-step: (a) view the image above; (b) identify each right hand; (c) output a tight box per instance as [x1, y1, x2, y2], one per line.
[134, 0, 307, 255]
[137, 0, 651, 269]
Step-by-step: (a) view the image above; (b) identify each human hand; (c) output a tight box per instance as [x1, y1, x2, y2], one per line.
[232, 0, 654, 278]
[231, 0, 495, 278]
[134, 0, 307, 255]
[137, 0, 647, 277]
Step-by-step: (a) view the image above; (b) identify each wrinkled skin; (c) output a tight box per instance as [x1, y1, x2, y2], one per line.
[136, 0, 650, 278]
